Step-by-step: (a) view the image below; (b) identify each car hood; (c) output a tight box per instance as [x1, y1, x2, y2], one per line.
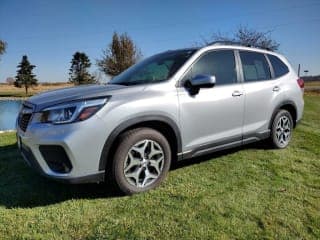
[26, 84, 144, 111]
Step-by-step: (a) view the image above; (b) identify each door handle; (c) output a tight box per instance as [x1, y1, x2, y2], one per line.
[273, 86, 280, 92]
[232, 91, 243, 97]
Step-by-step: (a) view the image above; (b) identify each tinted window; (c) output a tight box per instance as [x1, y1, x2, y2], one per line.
[268, 54, 289, 78]
[240, 51, 271, 82]
[184, 50, 237, 85]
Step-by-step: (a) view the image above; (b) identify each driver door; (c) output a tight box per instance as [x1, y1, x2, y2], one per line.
[177, 49, 244, 155]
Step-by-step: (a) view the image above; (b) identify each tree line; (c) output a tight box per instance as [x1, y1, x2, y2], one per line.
[0, 27, 281, 95]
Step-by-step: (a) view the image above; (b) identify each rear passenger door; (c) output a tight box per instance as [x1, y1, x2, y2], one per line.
[239, 51, 284, 139]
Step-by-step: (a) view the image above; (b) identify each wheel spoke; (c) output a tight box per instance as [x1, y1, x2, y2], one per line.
[148, 141, 162, 159]
[149, 157, 163, 174]
[124, 152, 141, 173]
[284, 121, 290, 130]
[284, 130, 290, 139]
[141, 168, 158, 187]
[132, 140, 149, 157]
[125, 167, 143, 186]
[276, 121, 281, 129]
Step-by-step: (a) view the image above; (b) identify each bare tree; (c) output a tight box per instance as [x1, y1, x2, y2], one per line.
[6, 77, 15, 85]
[198, 26, 280, 51]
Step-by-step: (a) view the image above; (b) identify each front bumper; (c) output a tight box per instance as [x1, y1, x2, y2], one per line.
[16, 114, 108, 183]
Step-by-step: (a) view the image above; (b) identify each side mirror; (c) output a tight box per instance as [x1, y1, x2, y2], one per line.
[185, 74, 216, 95]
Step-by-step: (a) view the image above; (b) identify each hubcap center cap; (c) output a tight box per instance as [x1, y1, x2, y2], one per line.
[141, 159, 148, 167]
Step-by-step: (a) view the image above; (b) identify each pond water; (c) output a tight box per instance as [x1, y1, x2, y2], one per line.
[0, 100, 22, 131]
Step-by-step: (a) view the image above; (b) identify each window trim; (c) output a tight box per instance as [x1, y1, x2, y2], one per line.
[264, 53, 275, 79]
[238, 50, 274, 83]
[234, 50, 244, 83]
[177, 49, 241, 87]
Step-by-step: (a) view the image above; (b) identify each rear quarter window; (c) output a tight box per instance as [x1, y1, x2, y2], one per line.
[268, 54, 289, 78]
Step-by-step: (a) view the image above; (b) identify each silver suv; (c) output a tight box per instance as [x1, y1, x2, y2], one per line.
[16, 43, 304, 194]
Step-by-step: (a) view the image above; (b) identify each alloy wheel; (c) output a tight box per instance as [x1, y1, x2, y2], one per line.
[275, 115, 291, 146]
[123, 139, 164, 188]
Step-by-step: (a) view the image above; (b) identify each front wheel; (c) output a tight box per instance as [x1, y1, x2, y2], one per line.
[269, 109, 293, 149]
[111, 128, 171, 195]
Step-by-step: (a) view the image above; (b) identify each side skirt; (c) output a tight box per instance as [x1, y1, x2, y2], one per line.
[178, 130, 270, 160]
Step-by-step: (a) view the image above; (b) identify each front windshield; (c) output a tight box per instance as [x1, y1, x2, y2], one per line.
[109, 49, 196, 86]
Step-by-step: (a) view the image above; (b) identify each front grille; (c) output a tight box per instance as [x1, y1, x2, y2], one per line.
[18, 103, 34, 132]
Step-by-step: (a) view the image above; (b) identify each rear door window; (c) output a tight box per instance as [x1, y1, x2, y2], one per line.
[240, 51, 271, 82]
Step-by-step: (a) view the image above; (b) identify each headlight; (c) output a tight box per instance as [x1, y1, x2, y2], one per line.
[37, 98, 107, 124]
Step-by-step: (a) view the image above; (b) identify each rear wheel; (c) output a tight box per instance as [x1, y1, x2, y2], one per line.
[111, 128, 171, 195]
[269, 109, 293, 149]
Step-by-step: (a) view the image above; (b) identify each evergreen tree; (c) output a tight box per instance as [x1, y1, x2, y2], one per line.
[97, 32, 141, 77]
[0, 40, 7, 61]
[15, 55, 38, 95]
[69, 52, 96, 85]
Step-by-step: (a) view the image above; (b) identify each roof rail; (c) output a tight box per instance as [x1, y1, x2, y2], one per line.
[207, 40, 272, 51]
[207, 40, 242, 46]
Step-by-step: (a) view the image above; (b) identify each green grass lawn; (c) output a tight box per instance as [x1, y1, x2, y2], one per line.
[0, 95, 319, 239]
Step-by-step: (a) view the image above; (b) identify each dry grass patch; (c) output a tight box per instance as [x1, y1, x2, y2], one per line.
[0, 83, 72, 97]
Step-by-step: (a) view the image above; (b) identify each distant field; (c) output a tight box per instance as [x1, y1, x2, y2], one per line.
[0, 83, 72, 97]
[305, 80, 320, 87]
[304, 81, 320, 95]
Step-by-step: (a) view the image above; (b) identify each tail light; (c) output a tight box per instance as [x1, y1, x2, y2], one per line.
[297, 78, 304, 89]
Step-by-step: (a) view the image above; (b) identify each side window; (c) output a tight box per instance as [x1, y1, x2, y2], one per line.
[240, 51, 271, 82]
[268, 54, 289, 78]
[183, 50, 237, 85]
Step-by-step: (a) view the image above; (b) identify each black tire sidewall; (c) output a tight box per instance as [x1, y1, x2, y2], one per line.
[112, 128, 171, 195]
[271, 110, 293, 149]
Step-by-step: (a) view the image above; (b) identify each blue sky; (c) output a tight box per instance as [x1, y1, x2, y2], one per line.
[0, 0, 319, 82]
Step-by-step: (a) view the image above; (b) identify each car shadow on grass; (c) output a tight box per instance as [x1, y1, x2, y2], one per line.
[0, 141, 271, 209]
[0, 143, 124, 209]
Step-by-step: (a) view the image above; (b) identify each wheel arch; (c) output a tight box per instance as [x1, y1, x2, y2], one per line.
[99, 115, 182, 172]
[269, 100, 298, 129]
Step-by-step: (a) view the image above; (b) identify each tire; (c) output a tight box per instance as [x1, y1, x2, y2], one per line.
[269, 109, 293, 149]
[111, 128, 171, 195]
